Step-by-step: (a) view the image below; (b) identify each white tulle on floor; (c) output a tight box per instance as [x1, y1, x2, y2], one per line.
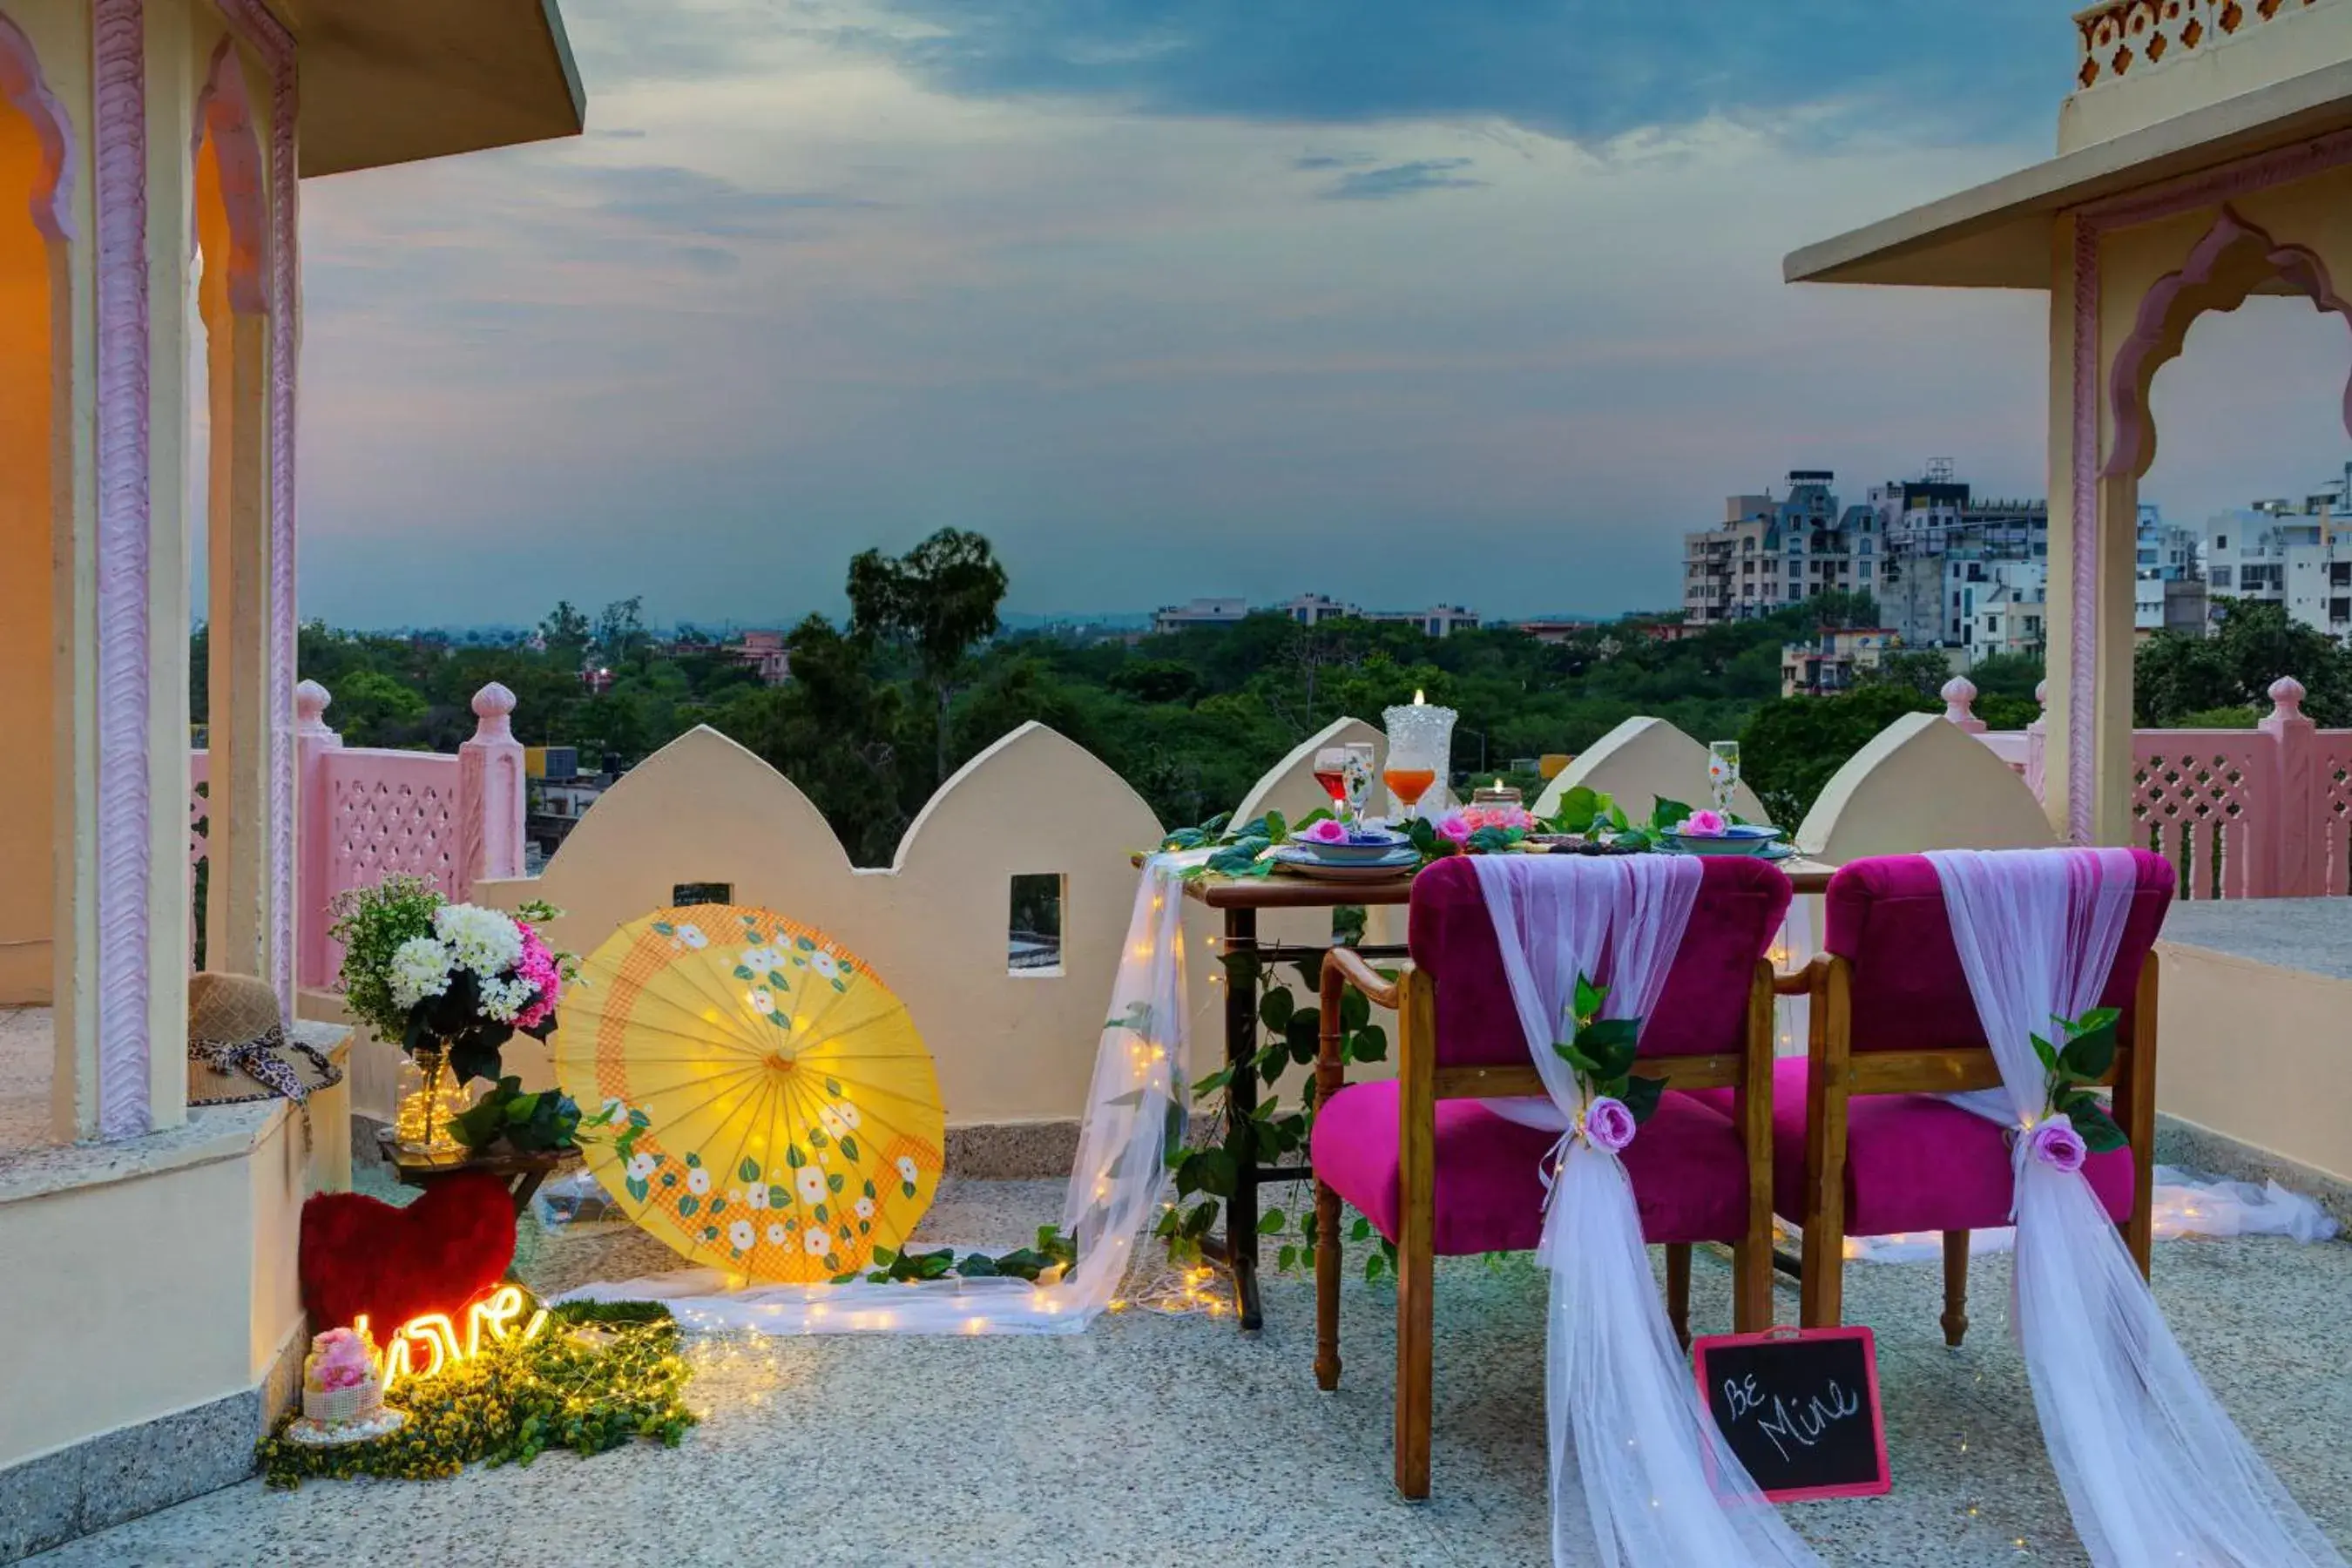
[557, 852, 1201, 1334]
[1469, 855, 1826, 1568]
[1928, 848, 2348, 1568]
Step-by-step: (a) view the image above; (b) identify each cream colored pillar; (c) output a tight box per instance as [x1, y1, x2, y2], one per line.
[196, 94, 275, 984]
[50, 0, 200, 1139]
[2042, 214, 2138, 847]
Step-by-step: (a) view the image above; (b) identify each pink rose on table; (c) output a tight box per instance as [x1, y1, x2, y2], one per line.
[1461, 804, 1533, 834]
[1581, 1096, 1638, 1152]
[2026, 1115, 2088, 1174]
[1436, 813, 1472, 845]
[1300, 818, 1350, 845]
[1682, 808, 1729, 837]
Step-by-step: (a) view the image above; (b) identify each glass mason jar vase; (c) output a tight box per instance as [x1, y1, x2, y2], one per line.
[393, 1044, 476, 1157]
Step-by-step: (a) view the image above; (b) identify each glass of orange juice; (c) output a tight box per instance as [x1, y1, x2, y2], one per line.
[1382, 761, 1436, 816]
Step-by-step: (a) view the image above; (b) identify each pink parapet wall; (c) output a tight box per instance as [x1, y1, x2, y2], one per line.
[201, 680, 528, 990]
[1977, 678, 2352, 900]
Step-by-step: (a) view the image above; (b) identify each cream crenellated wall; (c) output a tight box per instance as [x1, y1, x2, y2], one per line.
[1531, 717, 1770, 827]
[1797, 713, 2059, 865]
[469, 723, 1193, 1127]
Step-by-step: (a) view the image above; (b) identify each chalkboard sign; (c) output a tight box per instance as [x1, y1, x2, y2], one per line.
[1691, 1326, 1889, 1503]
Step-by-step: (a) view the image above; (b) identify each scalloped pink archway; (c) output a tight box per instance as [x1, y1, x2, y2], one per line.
[192, 36, 267, 315]
[0, 10, 72, 241]
[2103, 206, 2352, 480]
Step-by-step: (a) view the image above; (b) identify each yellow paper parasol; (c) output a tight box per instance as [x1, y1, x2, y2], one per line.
[559, 906, 943, 1283]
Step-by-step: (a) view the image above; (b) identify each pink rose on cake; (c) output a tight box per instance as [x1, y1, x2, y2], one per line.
[308, 1327, 378, 1392]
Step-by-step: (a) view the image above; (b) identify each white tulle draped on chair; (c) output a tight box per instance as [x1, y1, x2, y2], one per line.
[1927, 847, 2347, 1568]
[558, 853, 1200, 1334]
[1470, 855, 1825, 1568]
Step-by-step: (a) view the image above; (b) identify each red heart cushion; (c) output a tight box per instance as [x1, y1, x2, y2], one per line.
[300, 1172, 517, 1334]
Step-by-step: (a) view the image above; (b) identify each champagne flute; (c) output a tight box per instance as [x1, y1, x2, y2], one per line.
[1708, 740, 1741, 815]
[1343, 743, 1376, 826]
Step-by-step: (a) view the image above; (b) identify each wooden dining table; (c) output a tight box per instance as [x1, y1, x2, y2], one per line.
[1150, 848, 1835, 1330]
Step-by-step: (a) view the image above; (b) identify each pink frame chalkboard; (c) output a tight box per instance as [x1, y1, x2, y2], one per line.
[1690, 1324, 1891, 1504]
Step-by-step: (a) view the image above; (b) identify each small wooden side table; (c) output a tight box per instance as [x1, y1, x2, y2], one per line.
[374, 1128, 580, 1219]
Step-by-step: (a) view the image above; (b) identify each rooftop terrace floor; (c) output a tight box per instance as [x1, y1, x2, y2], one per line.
[29, 1170, 2352, 1567]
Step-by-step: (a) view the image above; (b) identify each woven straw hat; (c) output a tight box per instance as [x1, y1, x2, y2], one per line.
[186, 971, 343, 1108]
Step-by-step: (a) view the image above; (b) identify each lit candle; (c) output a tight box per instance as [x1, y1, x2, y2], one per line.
[1412, 689, 1424, 705]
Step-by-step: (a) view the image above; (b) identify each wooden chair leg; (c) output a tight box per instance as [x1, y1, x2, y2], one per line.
[1395, 1229, 1433, 1500]
[1666, 1243, 1693, 1349]
[1940, 1230, 1970, 1348]
[1394, 970, 1436, 1501]
[1733, 1236, 1772, 1335]
[1314, 1179, 1342, 1391]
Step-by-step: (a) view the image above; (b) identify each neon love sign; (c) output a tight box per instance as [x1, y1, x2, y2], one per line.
[355, 1285, 551, 1392]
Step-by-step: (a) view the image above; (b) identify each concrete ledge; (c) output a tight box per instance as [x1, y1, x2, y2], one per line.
[0, 1321, 303, 1564]
[2156, 1111, 2352, 1234]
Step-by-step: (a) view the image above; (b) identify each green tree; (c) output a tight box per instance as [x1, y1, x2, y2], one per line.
[538, 601, 591, 672]
[847, 528, 1009, 786]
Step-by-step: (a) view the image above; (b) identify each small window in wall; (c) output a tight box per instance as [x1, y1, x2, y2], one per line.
[672, 882, 733, 908]
[1009, 874, 1064, 975]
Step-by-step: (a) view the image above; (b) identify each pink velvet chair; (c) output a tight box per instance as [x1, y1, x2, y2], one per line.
[1767, 851, 2171, 1336]
[1310, 854, 1791, 1499]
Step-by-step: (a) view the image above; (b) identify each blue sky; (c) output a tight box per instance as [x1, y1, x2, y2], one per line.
[289, 0, 2352, 627]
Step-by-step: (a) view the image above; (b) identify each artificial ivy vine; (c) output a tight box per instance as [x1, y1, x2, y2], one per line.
[1154, 905, 1396, 1281]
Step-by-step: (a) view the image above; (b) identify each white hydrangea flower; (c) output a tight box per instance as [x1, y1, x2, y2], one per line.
[727, 1220, 756, 1251]
[764, 1222, 787, 1247]
[674, 923, 708, 950]
[389, 936, 455, 1009]
[794, 1167, 826, 1205]
[434, 903, 523, 978]
[476, 976, 533, 1024]
[802, 1229, 831, 1255]
[810, 950, 840, 979]
[686, 1166, 712, 1196]
[747, 1184, 768, 1211]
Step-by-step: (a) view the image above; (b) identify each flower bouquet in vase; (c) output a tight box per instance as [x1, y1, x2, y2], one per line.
[331, 875, 581, 1157]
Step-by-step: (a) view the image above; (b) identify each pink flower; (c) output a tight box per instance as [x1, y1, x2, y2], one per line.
[1301, 818, 1350, 845]
[1682, 808, 1729, 837]
[318, 1362, 366, 1390]
[513, 921, 563, 1031]
[2026, 1116, 2088, 1174]
[1436, 813, 1472, 844]
[1460, 805, 1533, 835]
[1582, 1096, 1637, 1152]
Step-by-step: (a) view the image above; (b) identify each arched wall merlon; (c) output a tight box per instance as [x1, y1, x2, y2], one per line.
[1797, 712, 2058, 865]
[2103, 206, 2352, 480]
[1233, 715, 1386, 826]
[1531, 717, 1771, 826]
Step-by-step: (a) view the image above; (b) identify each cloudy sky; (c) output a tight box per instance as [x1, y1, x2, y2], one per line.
[289, 0, 2352, 629]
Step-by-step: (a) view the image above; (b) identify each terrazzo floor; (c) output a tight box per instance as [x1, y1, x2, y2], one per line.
[29, 1172, 2352, 1568]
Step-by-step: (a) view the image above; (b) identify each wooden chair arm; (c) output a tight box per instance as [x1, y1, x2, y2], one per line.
[1323, 948, 1402, 1011]
[1318, 948, 1405, 1105]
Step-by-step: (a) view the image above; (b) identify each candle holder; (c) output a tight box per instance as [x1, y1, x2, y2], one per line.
[1381, 695, 1456, 821]
[1470, 780, 1522, 808]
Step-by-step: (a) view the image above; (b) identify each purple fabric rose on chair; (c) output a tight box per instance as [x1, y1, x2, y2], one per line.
[1581, 1096, 1637, 1153]
[2026, 1115, 2088, 1174]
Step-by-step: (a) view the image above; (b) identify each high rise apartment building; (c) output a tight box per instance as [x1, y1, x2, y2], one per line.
[1685, 467, 2051, 662]
[2201, 468, 2352, 639]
